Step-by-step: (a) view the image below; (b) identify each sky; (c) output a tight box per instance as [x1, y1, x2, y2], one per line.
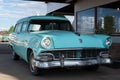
[0, 0, 74, 31]
[0, 0, 47, 31]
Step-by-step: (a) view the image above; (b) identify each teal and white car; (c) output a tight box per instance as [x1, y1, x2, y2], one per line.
[1, 35, 9, 42]
[9, 16, 112, 75]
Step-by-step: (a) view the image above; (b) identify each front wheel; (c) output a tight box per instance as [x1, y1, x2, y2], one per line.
[29, 52, 40, 76]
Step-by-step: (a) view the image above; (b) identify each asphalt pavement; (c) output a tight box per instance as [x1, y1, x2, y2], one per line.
[1, 42, 120, 80]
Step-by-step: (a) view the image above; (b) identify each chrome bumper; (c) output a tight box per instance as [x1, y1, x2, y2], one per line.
[33, 58, 111, 68]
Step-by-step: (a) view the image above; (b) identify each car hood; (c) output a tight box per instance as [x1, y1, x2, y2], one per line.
[35, 30, 110, 49]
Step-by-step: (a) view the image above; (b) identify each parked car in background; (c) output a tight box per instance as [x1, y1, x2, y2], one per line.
[1, 35, 9, 42]
[0, 35, 2, 41]
[9, 16, 112, 75]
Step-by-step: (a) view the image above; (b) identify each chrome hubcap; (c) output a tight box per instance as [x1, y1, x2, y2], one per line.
[30, 54, 35, 71]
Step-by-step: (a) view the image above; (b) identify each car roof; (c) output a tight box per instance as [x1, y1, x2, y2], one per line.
[17, 16, 68, 23]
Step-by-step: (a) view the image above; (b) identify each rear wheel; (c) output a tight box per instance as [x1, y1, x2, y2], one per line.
[12, 51, 19, 60]
[29, 51, 40, 76]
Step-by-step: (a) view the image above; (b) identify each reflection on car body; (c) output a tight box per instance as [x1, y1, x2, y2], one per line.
[9, 16, 112, 75]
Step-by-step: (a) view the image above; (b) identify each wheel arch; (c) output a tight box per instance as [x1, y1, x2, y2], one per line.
[9, 44, 14, 51]
[9, 43, 13, 48]
[27, 48, 33, 62]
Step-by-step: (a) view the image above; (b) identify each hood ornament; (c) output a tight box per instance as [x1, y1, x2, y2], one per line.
[79, 39, 83, 43]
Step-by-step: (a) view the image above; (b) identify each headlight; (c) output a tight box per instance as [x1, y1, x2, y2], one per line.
[41, 37, 51, 48]
[105, 38, 111, 46]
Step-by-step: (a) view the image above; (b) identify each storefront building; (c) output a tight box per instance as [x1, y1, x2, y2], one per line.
[29, 0, 120, 59]
[75, 0, 120, 59]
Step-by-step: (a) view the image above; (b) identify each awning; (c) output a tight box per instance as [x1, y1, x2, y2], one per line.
[26, 0, 77, 3]
[100, 1, 120, 9]
[47, 3, 74, 15]
[26, 0, 75, 15]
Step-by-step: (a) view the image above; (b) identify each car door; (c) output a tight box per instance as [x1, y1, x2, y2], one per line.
[11, 23, 23, 56]
[18, 22, 29, 60]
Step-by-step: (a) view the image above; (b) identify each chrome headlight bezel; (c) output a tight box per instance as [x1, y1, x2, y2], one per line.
[41, 37, 51, 49]
[35, 53, 53, 61]
[105, 38, 111, 46]
[100, 51, 110, 58]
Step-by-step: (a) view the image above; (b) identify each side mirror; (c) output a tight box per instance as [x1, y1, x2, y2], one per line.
[75, 32, 80, 36]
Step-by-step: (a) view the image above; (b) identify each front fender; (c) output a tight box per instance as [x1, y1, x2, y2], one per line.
[27, 36, 43, 55]
[27, 36, 55, 56]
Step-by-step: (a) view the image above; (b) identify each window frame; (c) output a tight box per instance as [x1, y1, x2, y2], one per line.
[21, 21, 28, 32]
[14, 22, 23, 33]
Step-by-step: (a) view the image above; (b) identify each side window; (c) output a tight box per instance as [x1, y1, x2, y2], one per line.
[14, 24, 18, 33]
[28, 24, 41, 32]
[21, 22, 28, 32]
[14, 23, 22, 33]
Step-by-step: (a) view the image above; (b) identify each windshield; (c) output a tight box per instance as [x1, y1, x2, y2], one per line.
[28, 20, 73, 32]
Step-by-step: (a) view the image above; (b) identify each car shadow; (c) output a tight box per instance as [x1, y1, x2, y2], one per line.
[104, 61, 120, 69]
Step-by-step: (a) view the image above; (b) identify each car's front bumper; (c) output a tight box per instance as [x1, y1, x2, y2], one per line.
[33, 58, 111, 69]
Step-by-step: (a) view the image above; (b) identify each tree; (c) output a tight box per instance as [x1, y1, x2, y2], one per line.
[8, 25, 14, 34]
[97, 16, 115, 35]
[104, 16, 114, 35]
[97, 18, 104, 34]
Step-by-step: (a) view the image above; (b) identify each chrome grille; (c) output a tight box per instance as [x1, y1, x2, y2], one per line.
[81, 49, 99, 58]
[41, 49, 108, 60]
[52, 50, 77, 59]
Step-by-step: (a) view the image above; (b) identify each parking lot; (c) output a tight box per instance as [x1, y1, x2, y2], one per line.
[0, 42, 120, 80]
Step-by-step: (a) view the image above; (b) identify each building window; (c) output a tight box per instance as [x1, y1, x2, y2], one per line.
[77, 8, 95, 34]
[97, 8, 120, 34]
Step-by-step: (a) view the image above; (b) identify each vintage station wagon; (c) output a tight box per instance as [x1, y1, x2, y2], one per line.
[9, 16, 112, 75]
